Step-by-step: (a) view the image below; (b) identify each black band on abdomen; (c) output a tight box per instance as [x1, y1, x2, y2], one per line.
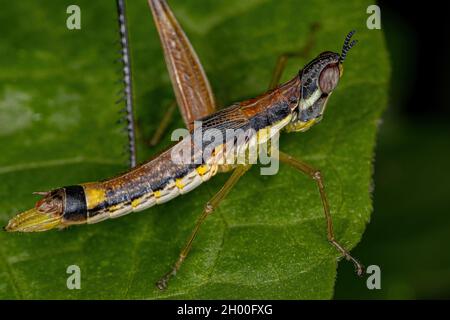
[63, 185, 88, 222]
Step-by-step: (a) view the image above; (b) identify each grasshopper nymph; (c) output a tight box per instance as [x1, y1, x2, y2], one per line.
[5, 0, 363, 290]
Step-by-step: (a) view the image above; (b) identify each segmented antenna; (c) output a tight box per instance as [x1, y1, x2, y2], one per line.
[339, 30, 358, 64]
[116, 0, 137, 168]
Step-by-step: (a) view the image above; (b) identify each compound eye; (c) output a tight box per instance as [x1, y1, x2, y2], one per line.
[319, 64, 340, 94]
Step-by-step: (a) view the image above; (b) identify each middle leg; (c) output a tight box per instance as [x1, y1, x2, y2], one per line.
[156, 164, 251, 290]
[277, 150, 364, 275]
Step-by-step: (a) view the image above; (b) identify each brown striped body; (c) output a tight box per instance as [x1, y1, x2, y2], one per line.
[76, 76, 301, 225]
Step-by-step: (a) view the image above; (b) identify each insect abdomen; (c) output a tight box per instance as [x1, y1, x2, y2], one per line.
[76, 162, 218, 225]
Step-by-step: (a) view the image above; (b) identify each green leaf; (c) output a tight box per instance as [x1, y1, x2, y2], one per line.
[0, 0, 389, 299]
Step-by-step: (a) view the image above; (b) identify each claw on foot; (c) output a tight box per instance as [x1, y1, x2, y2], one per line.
[330, 239, 364, 277]
[156, 268, 176, 291]
[344, 253, 364, 276]
[156, 277, 168, 291]
[354, 260, 365, 277]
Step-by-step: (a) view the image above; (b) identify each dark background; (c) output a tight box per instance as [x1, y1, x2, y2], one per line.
[335, 1, 450, 299]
